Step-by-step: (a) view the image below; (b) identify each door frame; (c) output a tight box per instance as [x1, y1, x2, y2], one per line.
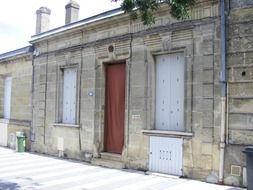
[102, 60, 129, 154]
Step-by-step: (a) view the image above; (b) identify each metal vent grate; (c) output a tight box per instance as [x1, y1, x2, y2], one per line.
[231, 165, 241, 176]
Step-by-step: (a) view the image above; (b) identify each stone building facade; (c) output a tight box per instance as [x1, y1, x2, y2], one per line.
[0, 46, 33, 149]
[224, 0, 253, 186]
[0, 0, 252, 187]
[31, 0, 222, 183]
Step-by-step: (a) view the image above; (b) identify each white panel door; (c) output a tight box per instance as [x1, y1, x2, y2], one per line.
[155, 53, 184, 131]
[4, 77, 12, 119]
[63, 68, 77, 124]
[149, 136, 183, 176]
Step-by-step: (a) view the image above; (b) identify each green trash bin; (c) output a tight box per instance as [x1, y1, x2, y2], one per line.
[17, 135, 26, 152]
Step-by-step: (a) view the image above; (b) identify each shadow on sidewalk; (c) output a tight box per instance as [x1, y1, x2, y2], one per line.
[0, 179, 20, 190]
[0, 178, 42, 190]
[226, 188, 243, 190]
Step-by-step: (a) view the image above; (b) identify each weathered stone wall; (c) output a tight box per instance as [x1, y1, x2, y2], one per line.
[31, 0, 222, 181]
[0, 57, 32, 120]
[0, 55, 32, 149]
[8, 123, 31, 149]
[225, 1, 253, 186]
[31, 47, 84, 158]
[0, 77, 4, 117]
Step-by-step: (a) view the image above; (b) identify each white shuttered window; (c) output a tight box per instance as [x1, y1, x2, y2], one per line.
[4, 77, 12, 119]
[155, 53, 184, 131]
[62, 68, 77, 124]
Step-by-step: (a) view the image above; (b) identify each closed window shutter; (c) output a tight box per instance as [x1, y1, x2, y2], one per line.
[62, 68, 77, 124]
[4, 77, 12, 119]
[155, 53, 184, 131]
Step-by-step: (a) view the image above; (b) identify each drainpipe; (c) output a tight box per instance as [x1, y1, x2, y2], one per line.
[30, 47, 35, 151]
[43, 40, 49, 145]
[219, 0, 227, 183]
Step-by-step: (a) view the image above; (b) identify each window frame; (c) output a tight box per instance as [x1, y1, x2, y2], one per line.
[154, 52, 185, 132]
[56, 64, 80, 125]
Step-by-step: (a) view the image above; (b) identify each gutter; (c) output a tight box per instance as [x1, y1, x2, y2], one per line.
[43, 40, 49, 145]
[219, 0, 227, 183]
[0, 46, 33, 62]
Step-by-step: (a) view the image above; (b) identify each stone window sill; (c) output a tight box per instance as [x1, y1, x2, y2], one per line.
[142, 130, 193, 138]
[52, 123, 80, 128]
[0, 119, 31, 127]
[0, 118, 10, 124]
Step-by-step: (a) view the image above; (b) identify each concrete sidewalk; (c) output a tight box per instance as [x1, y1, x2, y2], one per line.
[0, 147, 242, 190]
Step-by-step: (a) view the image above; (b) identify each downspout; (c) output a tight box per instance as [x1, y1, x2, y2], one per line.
[78, 31, 84, 152]
[126, 33, 133, 146]
[219, 0, 227, 183]
[144, 48, 148, 130]
[30, 47, 35, 151]
[43, 40, 49, 145]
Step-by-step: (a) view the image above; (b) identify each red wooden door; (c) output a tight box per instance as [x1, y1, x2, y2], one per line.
[104, 63, 126, 154]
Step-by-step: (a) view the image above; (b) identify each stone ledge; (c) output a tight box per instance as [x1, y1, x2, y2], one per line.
[91, 157, 125, 169]
[9, 119, 31, 127]
[0, 119, 31, 127]
[0, 119, 9, 124]
[52, 123, 80, 128]
[142, 130, 194, 138]
[100, 152, 122, 162]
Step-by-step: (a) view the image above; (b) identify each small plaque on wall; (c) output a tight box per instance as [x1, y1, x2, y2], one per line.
[132, 114, 141, 119]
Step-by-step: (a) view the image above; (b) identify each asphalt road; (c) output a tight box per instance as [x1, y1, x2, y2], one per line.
[0, 147, 241, 190]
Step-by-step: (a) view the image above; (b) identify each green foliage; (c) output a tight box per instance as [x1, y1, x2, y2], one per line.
[112, 0, 195, 25]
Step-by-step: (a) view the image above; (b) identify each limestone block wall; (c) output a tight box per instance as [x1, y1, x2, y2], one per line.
[0, 58, 32, 120]
[31, 50, 84, 158]
[31, 0, 222, 181]
[224, 2, 253, 186]
[0, 77, 3, 117]
[8, 123, 31, 149]
[183, 21, 221, 180]
[0, 55, 32, 149]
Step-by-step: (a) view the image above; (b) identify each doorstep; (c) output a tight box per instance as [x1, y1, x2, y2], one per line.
[91, 157, 126, 169]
